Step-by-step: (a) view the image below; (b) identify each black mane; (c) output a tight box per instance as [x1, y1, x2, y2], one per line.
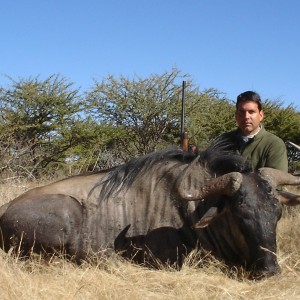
[96, 142, 250, 201]
[201, 138, 252, 176]
[97, 148, 195, 200]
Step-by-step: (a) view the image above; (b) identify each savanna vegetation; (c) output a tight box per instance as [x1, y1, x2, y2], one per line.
[0, 68, 299, 180]
[0, 69, 300, 298]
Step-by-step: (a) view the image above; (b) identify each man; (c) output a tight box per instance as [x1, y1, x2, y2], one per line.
[216, 91, 288, 172]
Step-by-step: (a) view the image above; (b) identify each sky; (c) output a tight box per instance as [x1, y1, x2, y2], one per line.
[1, 0, 300, 109]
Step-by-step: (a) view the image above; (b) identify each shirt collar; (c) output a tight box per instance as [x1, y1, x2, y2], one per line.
[241, 125, 261, 140]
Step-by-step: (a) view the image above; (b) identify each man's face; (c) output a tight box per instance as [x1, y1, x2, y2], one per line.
[235, 101, 264, 136]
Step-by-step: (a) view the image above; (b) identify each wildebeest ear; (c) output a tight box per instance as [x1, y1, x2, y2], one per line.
[194, 206, 226, 228]
[277, 190, 300, 206]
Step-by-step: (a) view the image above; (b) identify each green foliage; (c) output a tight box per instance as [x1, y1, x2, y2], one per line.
[64, 118, 127, 174]
[263, 99, 300, 143]
[0, 75, 82, 178]
[0, 70, 299, 178]
[85, 68, 188, 158]
[262, 99, 300, 173]
[184, 88, 236, 148]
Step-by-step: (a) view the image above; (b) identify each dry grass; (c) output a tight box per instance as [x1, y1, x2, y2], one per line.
[1, 180, 300, 300]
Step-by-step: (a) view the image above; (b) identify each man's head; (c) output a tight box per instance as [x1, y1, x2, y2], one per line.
[235, 91, 264, 136]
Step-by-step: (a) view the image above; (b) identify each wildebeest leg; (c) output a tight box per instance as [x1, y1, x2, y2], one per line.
[0, 194, 83, 261]
[115, 225, 195, 268]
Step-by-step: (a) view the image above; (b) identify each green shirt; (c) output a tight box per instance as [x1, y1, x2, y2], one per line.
[218, 126, 288, 172]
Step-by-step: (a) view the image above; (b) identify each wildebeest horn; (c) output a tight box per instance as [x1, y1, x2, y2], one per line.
[258, 167, 300, 206]
[176, 171, 243, 201]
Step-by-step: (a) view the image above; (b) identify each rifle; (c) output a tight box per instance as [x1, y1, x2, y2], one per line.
[180, 81, 189, 151]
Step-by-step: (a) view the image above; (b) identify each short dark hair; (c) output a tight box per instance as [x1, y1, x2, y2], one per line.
[236, 91, 262, 111]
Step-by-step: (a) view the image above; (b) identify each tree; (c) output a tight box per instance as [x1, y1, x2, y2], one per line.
[85, 68, 189, 158]
[183, 88, 235, 148]
[0, 75, 83, 178]
[263, 99, 300, 143]
[63, 117, 127, 173]
[1, 70, 299, 178]
[262, 99, 300, 173]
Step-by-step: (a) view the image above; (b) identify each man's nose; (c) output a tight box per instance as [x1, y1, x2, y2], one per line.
[244, 111, 251, 118]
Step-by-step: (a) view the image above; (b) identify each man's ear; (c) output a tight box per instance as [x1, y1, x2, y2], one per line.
[259, 109, 264, 121]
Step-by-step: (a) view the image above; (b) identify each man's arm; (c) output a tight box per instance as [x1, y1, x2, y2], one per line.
[265, 139, 288, 172]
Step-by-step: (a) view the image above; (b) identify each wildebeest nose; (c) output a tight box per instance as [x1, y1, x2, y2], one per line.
[250, 267, 281, 280]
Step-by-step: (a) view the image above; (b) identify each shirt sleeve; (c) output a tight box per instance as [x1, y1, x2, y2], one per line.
[265, 139, 289, 172]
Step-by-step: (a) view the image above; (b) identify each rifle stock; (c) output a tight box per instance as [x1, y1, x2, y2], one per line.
[181, 131, 189, 151]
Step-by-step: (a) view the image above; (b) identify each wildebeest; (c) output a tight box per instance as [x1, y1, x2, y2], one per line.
[0, 144, 300, 279]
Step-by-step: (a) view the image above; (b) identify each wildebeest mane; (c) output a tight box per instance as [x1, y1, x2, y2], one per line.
[97, 148, 196, 200]
[202, 137, 252, 176]
[96, 139, 250, 201]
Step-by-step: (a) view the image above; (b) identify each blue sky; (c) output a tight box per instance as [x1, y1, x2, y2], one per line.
[1, 0, 300, 109]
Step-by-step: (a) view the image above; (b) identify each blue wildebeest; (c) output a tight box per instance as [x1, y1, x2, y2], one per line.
[0, 145, 299, 279]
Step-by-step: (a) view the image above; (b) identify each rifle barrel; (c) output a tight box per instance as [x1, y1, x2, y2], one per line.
[180, 81, 188, 151]
[180, 81, 186, 136]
